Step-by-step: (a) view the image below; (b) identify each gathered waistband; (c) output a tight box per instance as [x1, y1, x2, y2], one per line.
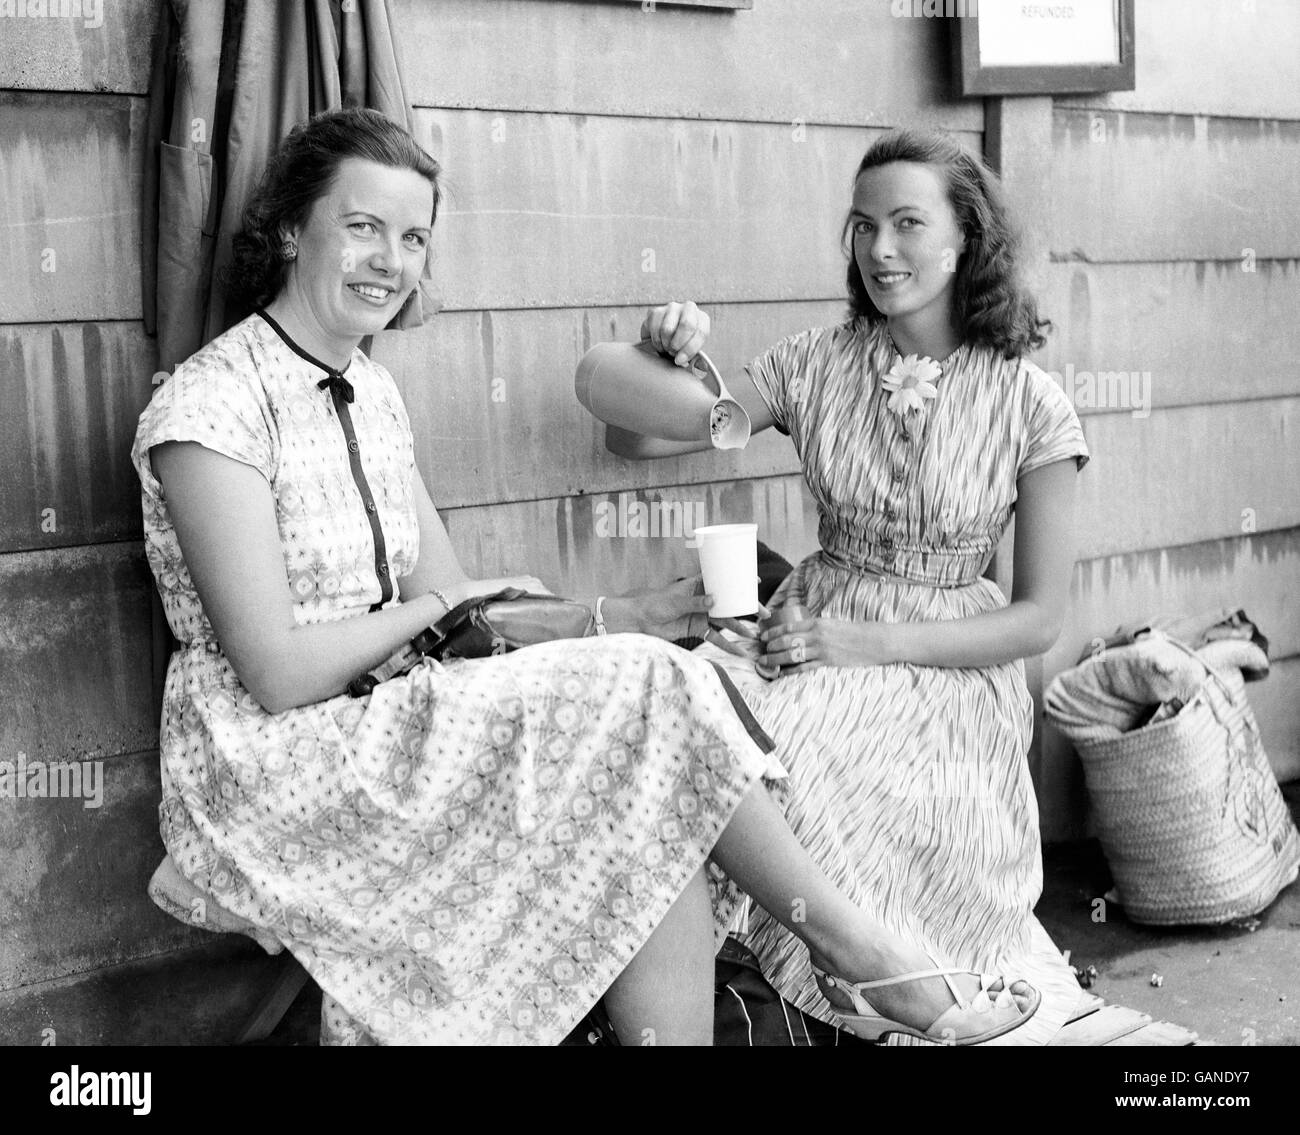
[816, 548, 987, 590]
[179, 639, 225, 656]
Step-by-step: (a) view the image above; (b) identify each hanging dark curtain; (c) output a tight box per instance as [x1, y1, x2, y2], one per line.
[142, 0, 435, 377]
[140, 0, 435, 707]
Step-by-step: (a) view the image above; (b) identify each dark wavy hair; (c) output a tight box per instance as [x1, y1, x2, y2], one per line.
[843, 129, 1049, 358]
[221, 107, 442, 313]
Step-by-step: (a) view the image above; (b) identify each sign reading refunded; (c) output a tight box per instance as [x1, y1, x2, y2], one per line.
[978, 0, 1121, 68]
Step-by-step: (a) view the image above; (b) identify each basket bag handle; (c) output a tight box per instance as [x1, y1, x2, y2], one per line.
[1160, 636, 1271, 833]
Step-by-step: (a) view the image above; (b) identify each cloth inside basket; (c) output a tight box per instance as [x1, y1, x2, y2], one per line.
[1046, 630, 1270, 743]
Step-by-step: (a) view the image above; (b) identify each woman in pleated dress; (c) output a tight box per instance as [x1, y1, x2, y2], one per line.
[132, 109, 1041, 1046]
[606, 129, 1091, 1044]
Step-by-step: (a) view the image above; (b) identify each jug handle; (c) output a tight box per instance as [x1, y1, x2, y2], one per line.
[690, 351, 753, 450]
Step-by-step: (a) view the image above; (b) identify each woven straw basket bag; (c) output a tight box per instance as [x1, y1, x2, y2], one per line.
[1075, 648, 1299, 925]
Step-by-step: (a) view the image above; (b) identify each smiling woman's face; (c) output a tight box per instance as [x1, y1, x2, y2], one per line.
[850, 161, 965, 329]
[280, 157, 434, 348]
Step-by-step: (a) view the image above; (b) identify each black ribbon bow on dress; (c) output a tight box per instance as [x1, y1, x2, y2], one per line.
[255, 309, 357, 403]
[317, 371, 355, 404]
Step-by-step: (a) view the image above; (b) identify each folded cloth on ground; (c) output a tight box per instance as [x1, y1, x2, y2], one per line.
[1046, 631, 1270, 743]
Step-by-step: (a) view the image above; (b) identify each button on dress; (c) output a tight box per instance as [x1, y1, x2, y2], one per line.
[131, 314, 782, 1045]
[723, 317, 1092, 1044]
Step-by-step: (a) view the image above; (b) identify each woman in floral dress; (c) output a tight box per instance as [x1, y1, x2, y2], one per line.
[602, 129, 1090, 1044]
[132, 110, 1040, 1045]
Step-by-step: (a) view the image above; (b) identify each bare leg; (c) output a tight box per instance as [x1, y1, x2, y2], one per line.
[711, 785, 1033, 1028]
[602, 867, 714, 1046]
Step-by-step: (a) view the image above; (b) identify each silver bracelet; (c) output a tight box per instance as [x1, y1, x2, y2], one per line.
[430, 587, 452, 613]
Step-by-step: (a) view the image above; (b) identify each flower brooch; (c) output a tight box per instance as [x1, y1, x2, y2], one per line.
[881, 353, 942, 416]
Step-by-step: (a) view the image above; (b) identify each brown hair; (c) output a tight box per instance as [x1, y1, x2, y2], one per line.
[221, 107, 442, 313]
[843, 128, 1049, 358]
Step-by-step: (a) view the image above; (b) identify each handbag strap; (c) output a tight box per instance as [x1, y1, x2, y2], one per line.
[427, 588, 529, 644]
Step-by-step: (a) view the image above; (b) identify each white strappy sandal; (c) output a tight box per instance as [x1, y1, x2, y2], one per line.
[812, 962, 1042, 1046]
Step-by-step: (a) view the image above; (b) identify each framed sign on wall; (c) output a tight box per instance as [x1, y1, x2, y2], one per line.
[953, 0, 1136, 96]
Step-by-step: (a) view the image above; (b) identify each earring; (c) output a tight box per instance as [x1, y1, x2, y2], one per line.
[281, 240, 298, 261]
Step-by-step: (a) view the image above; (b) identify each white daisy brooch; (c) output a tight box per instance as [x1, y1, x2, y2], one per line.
[881, 353, 942, 416]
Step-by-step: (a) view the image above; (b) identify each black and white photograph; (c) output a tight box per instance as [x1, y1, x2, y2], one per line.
[0, 0, 1295, 1106]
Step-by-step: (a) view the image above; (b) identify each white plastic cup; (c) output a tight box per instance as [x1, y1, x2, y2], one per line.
[694, 523, 760, 617]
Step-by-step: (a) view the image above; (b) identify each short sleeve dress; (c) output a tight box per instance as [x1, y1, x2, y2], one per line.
[131, 312, 782, 1046]
[726, 316, 1091, 1045]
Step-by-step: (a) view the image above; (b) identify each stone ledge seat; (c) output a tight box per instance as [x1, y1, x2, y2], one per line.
[148, 854, 284, 956]
[148, 854, 311, 1044]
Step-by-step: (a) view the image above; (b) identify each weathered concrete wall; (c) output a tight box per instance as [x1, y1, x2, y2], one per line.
[1028, 1, 1300, 835]
[1, 0, 168, 1044]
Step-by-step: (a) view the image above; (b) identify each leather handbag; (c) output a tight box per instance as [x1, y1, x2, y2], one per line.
[348, 589, 593, 696]
[431, 588, 593, 660]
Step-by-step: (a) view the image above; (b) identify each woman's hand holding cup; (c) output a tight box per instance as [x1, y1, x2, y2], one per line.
[641, 301, 711, 368]
[603, 574, 713, 640]
[755, 605, 811, 678]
